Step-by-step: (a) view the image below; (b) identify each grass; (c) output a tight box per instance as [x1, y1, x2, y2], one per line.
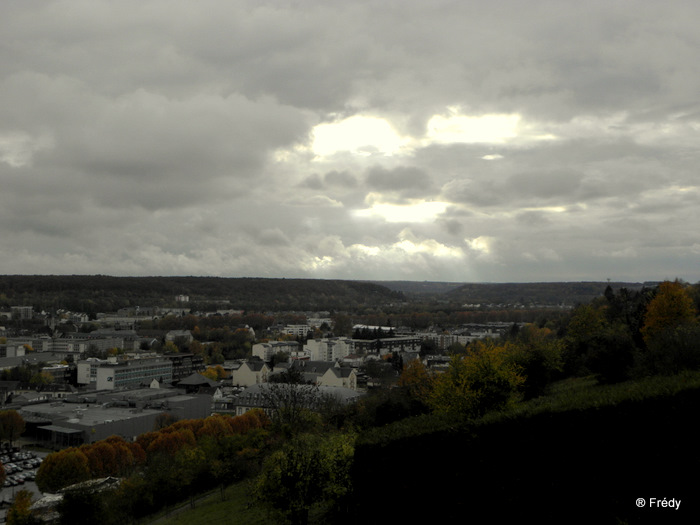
[153, 481, 270, 525]
[482, 369, 700, 423]
[358, 369, 700, 446]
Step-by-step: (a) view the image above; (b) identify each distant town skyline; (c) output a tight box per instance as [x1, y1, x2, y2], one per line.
[2, 2, 700, 283]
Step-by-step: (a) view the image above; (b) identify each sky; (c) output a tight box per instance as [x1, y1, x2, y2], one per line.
[1, 1, 700, 283]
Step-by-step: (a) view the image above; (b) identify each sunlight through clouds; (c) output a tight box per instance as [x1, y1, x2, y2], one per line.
[353, 201, 449, 223]
[311, 115, 407, 156]
[426, 109, 520, 144]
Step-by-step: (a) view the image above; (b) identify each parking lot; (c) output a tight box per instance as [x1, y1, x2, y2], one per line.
[1, 449, 48, 521]
[2, 450, 43, 489]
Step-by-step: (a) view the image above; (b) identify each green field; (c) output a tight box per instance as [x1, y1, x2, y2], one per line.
[152, 481, 269, 525]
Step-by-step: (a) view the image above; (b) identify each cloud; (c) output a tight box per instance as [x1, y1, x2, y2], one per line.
[2, 1, 700, 282]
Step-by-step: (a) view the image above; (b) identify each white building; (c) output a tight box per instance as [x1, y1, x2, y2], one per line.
[283, 325, 312, 338]
[252, 341, 300, 361]
[304, 337, 354, 362]
[230, 361, 271, 387]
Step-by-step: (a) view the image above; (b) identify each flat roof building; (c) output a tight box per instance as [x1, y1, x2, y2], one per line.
[77, 357, 174, 390]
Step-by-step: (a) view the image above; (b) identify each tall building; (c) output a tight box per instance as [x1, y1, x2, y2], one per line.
[11, 306, 33, 320]
[304, 337, 355, 361]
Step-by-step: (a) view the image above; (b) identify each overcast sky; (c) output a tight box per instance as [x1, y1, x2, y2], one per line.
[2, 1, 699, 283]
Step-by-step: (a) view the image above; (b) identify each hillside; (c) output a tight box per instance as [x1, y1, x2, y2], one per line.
[445, 281, 650, 306]
[0, 275, 404, 314]
[353, 373, 700, 524]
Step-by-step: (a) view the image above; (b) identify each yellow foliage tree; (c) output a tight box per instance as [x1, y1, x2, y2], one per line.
[428, 340, 524, 419]
[398, 358, 434, 404]
[201, 365, 227, 381]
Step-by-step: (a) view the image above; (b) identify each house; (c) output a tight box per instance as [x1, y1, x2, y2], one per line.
[229, 361, 270, 387]
[0, 380, 20, 405]
[175, 372, 219, 394]
[288, 360, 360, 389]
[318, 367, 358, 390]
[289, 360, 338, 384]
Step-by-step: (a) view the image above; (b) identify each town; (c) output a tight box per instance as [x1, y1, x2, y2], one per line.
[0, 301, 512, 448]
[1, 277, 698, 524]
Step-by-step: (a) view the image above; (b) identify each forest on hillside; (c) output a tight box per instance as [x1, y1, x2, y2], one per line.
[0, 275, 405, 314]
[0, 275, 660, 316]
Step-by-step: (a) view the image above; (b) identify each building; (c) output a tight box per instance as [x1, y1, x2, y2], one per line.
[162, 352, 205, 382]
[41, 364, 72, 384]
[252, 341, 300, 361]
[288, 360, 360, 388]
[76, 357, 173, 390]
[283, 325, 312, 338]
[318, 366, 358, 389]
[304, 337, 354, 361]
[165, 330, 194, 345]
[11, 306, 33, 320]
[229, 361, 270, 387]
[77, 358, 108, 385]
[352, 336, 422, 356]
[20, 388, 211, 446]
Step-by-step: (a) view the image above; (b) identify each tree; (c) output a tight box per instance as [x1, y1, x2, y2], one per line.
[635, 323, 700, 376]
[506, 324, 564, 397]
[427, 340, 524, 419]
[36, 448, 91, 493]
[259, 382, 323, 436]
[201, 365, 227, 381]
[29, 371, 54, 386]
[641, 280, 698, 346]
[0, 410, 26, 447]
[58, 485, 110, 525]
[6, 489, 39, 525]
[398, 358, 433, 405]
[255, 432, 355, 525]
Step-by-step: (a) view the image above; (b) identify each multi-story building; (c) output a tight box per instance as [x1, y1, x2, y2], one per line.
[40, 364, 72, 384]
[77, 358, 111, 385]
[304, 337, 355, 361]
[252, 341, 300, 361]
[283, 325, 312, 338]
[352, 336, 422, 356]
[11, 306, 33, 320]
[162, 352, 205, 382]
[76, 357, 173, 390]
